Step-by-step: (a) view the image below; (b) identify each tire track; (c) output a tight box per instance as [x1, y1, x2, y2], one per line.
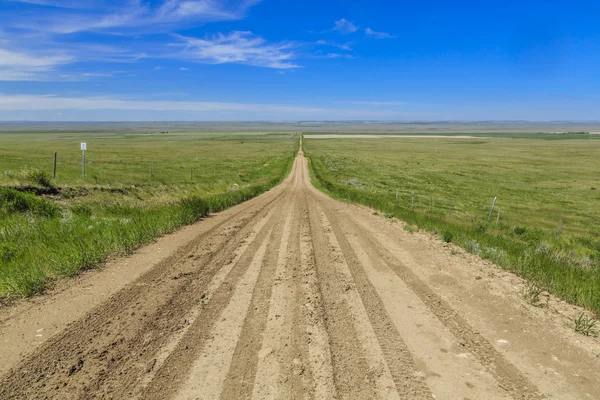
[313, 189, 545, 400]
[142, 190, 294, 400]
[174, 230, 272, 399]
[250, 201, 298, 399]
[298, 197, 337, 400]
[130, 202, 278, 399]
[305, 191, 381, 399]
[83, 192, 287, 400]
[309, 197, 433, 399]
[219, 197, 296, 399]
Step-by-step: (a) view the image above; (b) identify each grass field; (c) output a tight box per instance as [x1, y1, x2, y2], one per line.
[0, 132, 298, 298]
[304, 136, 600, 315]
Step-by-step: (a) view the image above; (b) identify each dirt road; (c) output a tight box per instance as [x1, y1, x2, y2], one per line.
[1, 149, 599, 399]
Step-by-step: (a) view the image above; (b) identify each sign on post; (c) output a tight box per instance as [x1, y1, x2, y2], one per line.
[81, 143, 87, 179]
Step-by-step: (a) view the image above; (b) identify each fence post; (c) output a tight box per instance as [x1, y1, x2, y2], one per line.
[486, 197, 497, 224]
[449, 205, 452, 217]
[53, 152, 57, 179]
[396, 189, 399, 200]
[149, 165, 152, 180]
[190, 168, 193, 180]
[557, 220, 563, 236]
[496, 208, 501, 225]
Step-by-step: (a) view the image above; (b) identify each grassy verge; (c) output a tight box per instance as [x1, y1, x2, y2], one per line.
[304, 136, 600, 316]
[0, 133, 298, 298]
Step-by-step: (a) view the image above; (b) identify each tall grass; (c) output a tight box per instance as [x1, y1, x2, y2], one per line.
[305, 139, 600, 316]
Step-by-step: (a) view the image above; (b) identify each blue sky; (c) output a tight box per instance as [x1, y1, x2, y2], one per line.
[1, 0, 599, 121]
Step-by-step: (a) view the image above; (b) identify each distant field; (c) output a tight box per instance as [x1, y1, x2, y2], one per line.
[304, 134, 481, 139]
[305, 136, 600, 314]
[304, 132, 600, 139]
[0, 132, 298, 297]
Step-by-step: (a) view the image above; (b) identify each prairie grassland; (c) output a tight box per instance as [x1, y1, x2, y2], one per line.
[304, 136, 600, 315]
[0, 132, 298, 297]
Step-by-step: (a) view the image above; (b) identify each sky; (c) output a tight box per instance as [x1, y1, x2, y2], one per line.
[1, 0, 600, 121]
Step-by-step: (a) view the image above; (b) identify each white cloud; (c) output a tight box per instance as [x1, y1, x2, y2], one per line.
[316, 40, 352, 51]
[174, 31, 299, 69]
[10, 0, 261, 34]
[365, 28, 396, 39]
[0, 47, 72, 81]
[348, 101, 406, 106]
[180, 67, 189, 70]
[0, 93, 321, 112]
[324, 53, 354, 59]
[333, 18, 359, 34]
[0, 93, 427, 119]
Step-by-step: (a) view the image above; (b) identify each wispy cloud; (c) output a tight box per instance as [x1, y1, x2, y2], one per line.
[332, 18, 359, 34]
[316, 40, 352, 51]
[347, 100, 406, 106]
[0, 93, 427, 119]
[10, 0, 96, 10]
[0, 47, 72, 81]
[173, 31, 299, 69]
[323, 53, 354, 59]
[9, 0, 262, 34]
[365, 28, 396, 39]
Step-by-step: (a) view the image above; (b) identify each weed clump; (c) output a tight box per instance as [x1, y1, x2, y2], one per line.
[442, 231, 453, 243]
[0, 188, 58, 217]
[403, 224, 418, 233]
[513, 226, 527, 235]
[571, 313, 598, 337]
[523, 283, 542, 306]
[27, 169, 52, 188]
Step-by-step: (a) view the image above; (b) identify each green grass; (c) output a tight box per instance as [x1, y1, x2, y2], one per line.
[304, 136, 600, 316]
[0, 132, 298, 298]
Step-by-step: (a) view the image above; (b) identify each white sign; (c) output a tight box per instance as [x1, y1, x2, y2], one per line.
[81, 143, 87, 151]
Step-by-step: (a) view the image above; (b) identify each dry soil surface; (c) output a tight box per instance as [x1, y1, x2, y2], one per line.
[1, 150, 599, 399]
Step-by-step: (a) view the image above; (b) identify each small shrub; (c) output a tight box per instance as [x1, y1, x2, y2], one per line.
[571, 313, 598, 337]
[513, 226, 527, 235]
[27, 169, 52, 188]
[442, 231, 453, 243]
